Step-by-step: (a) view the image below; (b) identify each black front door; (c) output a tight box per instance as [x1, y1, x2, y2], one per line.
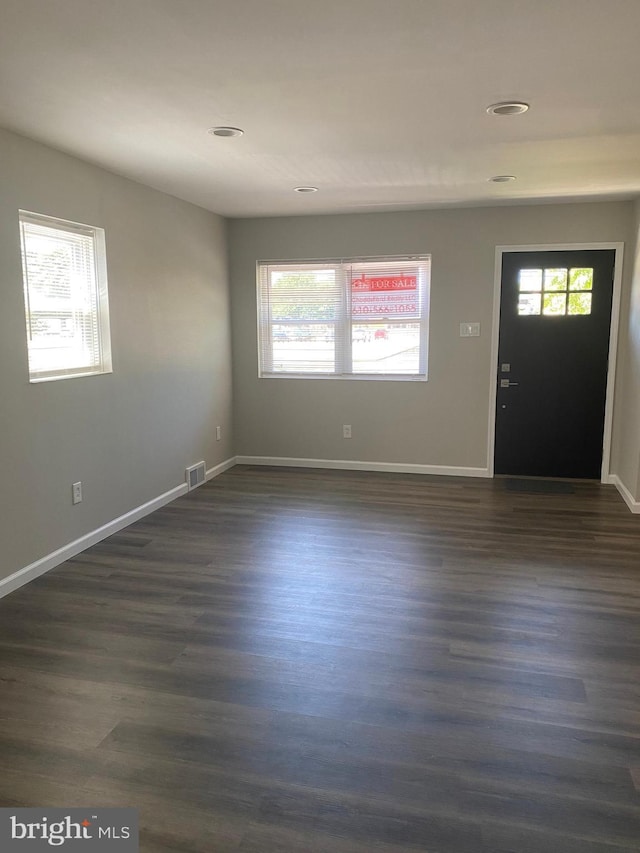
[494, 249, 615, 479]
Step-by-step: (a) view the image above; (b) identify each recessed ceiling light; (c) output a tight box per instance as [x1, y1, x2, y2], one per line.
[294, 186, 318, 193]
[486, 101, 529, 116]
[208, 126, 244, 137]
[489, 175, 517, 183]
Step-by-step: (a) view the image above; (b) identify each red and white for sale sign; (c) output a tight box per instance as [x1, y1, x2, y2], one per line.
[351, 274, 418, 317]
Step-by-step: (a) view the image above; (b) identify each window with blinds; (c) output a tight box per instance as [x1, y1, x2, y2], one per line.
[19, 211, 112, 382]
[257, 255, 430, 379]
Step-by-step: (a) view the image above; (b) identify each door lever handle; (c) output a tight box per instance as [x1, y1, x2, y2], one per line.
[500, 379, 519, 388]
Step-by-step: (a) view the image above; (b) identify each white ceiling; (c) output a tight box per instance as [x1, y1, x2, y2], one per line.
[1, 0, 640, 218]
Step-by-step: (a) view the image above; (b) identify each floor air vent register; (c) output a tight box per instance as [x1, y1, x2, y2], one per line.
[185, 461, 206, 491]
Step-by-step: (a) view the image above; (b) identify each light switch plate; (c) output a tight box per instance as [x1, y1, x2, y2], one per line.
[460, 322, 480, 337]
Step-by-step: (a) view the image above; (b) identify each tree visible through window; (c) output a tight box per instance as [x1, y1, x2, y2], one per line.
[517, 267, 593, 317]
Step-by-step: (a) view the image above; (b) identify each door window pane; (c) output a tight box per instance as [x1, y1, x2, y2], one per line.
[569, 268, 593, 291]
[544, 268, 568, 291]
[518, 293, 541, 315]
[568, 293, 592, 315]
[543, 292, 567, 315]
[519, 269, 542, 291]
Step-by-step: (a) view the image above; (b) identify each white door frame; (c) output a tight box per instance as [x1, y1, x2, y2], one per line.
[487, 242, 625, 481]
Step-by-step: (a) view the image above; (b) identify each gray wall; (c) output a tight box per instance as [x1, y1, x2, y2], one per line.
[0, 128, 233, 582]
[229, 202, 635, 475]
[610, 199, 640, 500]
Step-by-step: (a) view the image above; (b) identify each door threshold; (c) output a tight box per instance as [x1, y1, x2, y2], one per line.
[495, 475, 601, 484]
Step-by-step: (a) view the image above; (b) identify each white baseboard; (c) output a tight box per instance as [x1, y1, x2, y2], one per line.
[235, 455, 490, 478]
[206, 456, 237, 481]
[0, 456, 237, 601]
[608, 474, 640, 513]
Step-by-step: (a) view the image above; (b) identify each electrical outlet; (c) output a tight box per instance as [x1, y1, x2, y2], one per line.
[343, 424, 352, 439]
[72, 482, 82, 505]
[216, 426, 222, 441]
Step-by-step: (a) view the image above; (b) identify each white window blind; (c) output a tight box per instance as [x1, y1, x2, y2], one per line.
[257, 255, 430, 379]
[19, 211, 112, 382]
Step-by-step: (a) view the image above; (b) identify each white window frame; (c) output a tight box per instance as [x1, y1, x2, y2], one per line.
[257, 255, 430, 380]
[19, 210, 112, 383]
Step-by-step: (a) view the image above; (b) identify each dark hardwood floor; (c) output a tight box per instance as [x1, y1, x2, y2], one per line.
[1, 466, 640, 852]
